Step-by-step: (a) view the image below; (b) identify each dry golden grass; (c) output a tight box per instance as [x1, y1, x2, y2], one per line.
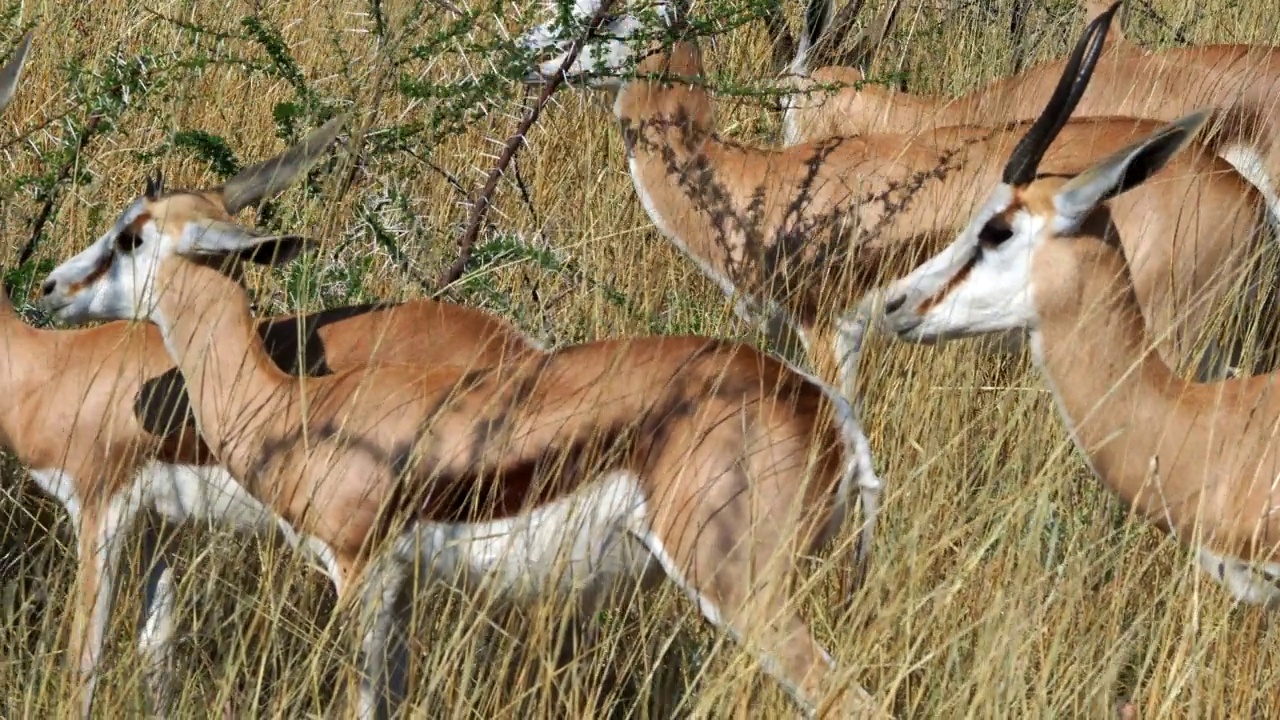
[2, 0, 1280, 717]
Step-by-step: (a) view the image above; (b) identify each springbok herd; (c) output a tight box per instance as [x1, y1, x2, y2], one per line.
[3, 0, 1280, 716]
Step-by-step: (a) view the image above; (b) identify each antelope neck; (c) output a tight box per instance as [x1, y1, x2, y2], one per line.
[610, 39, 767, 306]
[1029, 243, 1207, 535]
[150, 259, 291, 468]
[614, 40, 714, 156]
[0, 291, 46, 446]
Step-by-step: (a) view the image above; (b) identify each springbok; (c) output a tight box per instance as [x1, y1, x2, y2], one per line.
[779, 0, 1280, 222]
[0, 54, 538, 716]
[521, 2, 1276, 411]
[780, 0, 1125, 146]
[879, 55, 1280, 604]
[36, 131, 889, 720]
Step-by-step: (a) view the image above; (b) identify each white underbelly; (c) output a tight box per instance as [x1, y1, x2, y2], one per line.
[144, 463, 279, 530]
[142, 463, 334, 577]
[27, 462, 284, 536]
[396, 472, 659, 606]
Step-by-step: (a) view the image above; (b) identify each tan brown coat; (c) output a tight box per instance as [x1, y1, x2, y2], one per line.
[13, 279, 534, 717]
[124, 241, 880, 718]
[618, 38, 1270, 382]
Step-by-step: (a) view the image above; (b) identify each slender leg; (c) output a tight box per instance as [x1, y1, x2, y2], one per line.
[633, 529, 886, 719]
[354, 556, 408, 720]
[835, 295, 886, 592]
[834, 290, 885, 404]
[382, 579, 412, 718]
[69, 497, 142, 720]
[844, 421, 882, 594]
[136, 519, 179, 716]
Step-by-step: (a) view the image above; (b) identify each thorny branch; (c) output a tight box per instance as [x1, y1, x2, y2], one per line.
[1130, 0, 1193, 45]
[17, 104, 115, 271]
[434, 0, 617, 293]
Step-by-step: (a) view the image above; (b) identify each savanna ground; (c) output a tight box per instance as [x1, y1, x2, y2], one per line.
[0, 0, 1278, 717]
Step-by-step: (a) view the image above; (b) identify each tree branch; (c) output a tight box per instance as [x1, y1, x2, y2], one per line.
[434, 0, 617, 292]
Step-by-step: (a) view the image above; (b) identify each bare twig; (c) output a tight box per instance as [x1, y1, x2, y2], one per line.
[17, 109, 110, 270]
[511, 153, 541, 230]
[431, 0, 464, 17]
[0, 107, 78, 153]
[403, 147, 468, 198]
[434, 0, 617, 292]
[510, 84, 544, 232]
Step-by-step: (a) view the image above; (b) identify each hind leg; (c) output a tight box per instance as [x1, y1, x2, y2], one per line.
[135, 519, 180, 716]
[835, 306, 884, 592]
[352, 556, 408, 720]
[632, 527, 884, 718]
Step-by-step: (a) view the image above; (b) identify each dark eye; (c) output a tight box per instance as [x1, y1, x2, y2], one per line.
[116, 228, 143, 252]
[978, 221, 1013, 248]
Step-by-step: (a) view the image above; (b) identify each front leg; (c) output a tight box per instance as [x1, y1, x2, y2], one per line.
[834, 290, 885, 403]
[348, 555, 408, 720]
[135, 519, 180, 716]
[834, 294, 886, 593]
[69, 496, 143, 719]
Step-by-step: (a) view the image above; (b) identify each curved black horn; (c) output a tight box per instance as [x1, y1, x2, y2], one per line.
[1001, 1, 1120, 185]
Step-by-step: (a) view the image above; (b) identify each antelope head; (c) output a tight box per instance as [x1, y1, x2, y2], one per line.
[39, 116, 346, 324]
[881, 3, 1206, 343]
[520, 0, 680, 91]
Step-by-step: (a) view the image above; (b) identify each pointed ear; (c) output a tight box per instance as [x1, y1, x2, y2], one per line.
[180, 219, 317, 266]
[219, 114, 348, 215]
[144, 170, 164, 200]
[1053, 109, 1211, 230]
[0, 31, 32, 116]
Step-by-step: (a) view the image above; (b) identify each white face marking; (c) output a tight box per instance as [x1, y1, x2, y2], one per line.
[40, 196, 286, 329]
[882, 184, 1044, 342]
[39, 198, 173, 324]
[520, 1, 668, 89]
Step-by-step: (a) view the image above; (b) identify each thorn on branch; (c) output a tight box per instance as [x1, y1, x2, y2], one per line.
[17, 106, 112, 271]
[434, 0, 618, 293]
